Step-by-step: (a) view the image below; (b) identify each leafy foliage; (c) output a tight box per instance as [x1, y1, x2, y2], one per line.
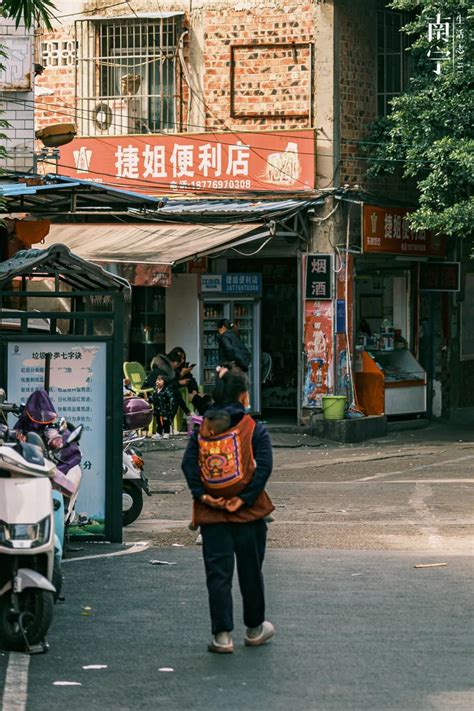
[364, 1, 474, 238]
[0, 0, 57, 30]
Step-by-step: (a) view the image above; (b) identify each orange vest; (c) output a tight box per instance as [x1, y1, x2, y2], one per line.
[193, 414, 274, 525]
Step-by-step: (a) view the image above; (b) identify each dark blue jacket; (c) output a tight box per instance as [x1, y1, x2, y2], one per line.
[181, 402, 273, 506]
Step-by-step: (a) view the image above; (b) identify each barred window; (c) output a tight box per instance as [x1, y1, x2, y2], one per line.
[75, 15, 182, 136]
[377, 2, 411, 117]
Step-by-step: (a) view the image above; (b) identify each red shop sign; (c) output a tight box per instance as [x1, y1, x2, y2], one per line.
[59, 129, 316, 194]
[362, 205, 446, 257]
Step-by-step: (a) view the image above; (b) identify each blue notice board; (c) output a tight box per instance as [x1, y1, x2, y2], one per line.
[201, 273, 262, 295]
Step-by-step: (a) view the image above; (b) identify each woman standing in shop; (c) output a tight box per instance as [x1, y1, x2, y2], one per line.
[216, 319, 251, 373]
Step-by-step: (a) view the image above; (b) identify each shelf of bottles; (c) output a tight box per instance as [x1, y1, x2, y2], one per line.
[130, 286, 166, 365]
[232, 302, 254, 385]
[202, 302, 224, 387]
[202, 301, 255, 389]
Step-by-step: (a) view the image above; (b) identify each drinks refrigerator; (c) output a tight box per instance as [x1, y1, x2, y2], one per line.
[200, 297, 261, 413]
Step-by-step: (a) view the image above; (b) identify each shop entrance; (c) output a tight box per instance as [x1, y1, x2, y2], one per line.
[228, 257, 298, 421]
[354, 259, 428, 418]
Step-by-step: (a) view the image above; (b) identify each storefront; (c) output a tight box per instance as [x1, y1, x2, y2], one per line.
[43, 197, 322, 419]
[353, 204, 455, 418]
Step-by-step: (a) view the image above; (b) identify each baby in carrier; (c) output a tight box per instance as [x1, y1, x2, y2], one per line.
[188, 409, 239, 532]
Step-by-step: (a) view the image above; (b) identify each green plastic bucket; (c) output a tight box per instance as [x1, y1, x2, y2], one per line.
[322, 395, 346, 420]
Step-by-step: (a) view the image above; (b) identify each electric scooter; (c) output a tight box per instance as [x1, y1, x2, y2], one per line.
[122, 433, 151, 526]
[0, 418, 57, 653]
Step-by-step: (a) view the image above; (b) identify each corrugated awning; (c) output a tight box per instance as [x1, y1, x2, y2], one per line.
[44, 222, 268, 266]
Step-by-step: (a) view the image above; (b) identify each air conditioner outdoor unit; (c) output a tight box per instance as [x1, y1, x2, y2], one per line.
[89, 98, 141, 136]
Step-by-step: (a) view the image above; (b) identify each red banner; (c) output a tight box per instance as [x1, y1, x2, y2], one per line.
[362, 205, 446, 257]
[59, 129, 316, 194]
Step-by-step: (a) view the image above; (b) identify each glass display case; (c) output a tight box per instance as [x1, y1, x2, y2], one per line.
[129, 286, 166, 366]
[355, 348, 427, 416]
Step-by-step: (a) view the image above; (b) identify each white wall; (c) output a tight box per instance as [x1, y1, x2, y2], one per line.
[165, 273, 200, 370]
[0, 18, 35, 171]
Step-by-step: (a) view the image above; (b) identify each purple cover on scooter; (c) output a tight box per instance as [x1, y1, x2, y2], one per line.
[14, 389, 82, 474]
[14, 389, 57, 430]
[123, 397, 153, 429]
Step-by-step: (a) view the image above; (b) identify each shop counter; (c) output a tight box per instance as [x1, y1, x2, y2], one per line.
[355, 349, 427, 416]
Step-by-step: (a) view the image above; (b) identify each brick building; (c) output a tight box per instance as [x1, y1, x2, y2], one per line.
[29, 0, 470, 425]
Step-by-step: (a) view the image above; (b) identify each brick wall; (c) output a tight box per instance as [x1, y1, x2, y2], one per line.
[203, 2, 315, 132]
[35, 27, 76, 131]
[337, 0, 415, 200]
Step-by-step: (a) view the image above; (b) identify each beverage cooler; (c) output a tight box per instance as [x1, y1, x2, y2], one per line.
[199, 274, 262, 413]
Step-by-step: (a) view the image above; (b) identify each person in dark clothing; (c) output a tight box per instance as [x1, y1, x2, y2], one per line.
[151, 373, 178, 439]
[216, 319, 251, 372]
[143, 351, 192, 421]
[168, 346, 212, 417]
[181, 366, 275, 654]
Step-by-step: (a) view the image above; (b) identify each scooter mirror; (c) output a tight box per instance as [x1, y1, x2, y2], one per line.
[0, 389, 6, 403]
[66, 424, 83, 445]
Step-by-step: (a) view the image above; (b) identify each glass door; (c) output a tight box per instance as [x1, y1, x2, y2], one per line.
[201, 300, 228, 391]
[231, 300, 260, 412]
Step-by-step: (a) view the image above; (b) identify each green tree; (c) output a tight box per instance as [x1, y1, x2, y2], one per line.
[0, 0, 56, 29]
[365, 1, 473, 238]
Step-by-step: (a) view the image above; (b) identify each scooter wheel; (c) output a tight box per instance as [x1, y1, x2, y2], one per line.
[0, 589, 54, 652]
[122, 481, 144, 526]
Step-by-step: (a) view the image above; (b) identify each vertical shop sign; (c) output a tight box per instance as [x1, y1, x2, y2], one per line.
[7, 342, 107, 536]
[336, 300, 346, 334]
[335, 253, 355, 403]
[305, 255, 332, 300]
[303, 301, 333, 408]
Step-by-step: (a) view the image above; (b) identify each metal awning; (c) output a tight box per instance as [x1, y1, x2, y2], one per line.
[43, 223, 268, 266]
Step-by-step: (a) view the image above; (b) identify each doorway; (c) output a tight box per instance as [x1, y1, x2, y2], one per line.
[228, 257, 298, 421]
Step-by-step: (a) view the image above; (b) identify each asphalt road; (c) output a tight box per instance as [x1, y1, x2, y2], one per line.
[1, 422, 473, 710]
[0, 548, 472, 711]
[126, 424, 474, 553]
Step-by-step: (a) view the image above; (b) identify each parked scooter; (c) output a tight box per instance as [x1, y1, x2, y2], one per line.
[122, 395, 153, 526]
[0, 391, 67, 603]
[0, 401, 58, 653]
[14, 390, 83, 534]
[122, 433, 151, 525]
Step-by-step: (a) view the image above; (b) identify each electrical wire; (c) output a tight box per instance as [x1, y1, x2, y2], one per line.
[15, 93, 465, 171]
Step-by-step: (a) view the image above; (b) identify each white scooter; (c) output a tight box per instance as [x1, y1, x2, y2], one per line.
[0, 428, 58, 653]
[122, 432, 151, 526]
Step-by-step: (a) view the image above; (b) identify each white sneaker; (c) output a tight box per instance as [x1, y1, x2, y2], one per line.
[208, 631, 233, 654]
[151, 433, 162, 440]
[162, 433, 170, 439]
[244, 620, 275, 647]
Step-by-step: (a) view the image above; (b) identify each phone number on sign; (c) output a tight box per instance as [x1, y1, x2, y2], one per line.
[190, 179, 252, 189]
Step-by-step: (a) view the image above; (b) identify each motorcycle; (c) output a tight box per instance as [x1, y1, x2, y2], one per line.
[122, 395, 153, 526]
[0, 401, 58, 653]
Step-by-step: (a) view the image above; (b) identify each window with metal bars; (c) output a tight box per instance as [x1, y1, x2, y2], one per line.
[75, 15, 182, 137]
[376, 2, 411, 117]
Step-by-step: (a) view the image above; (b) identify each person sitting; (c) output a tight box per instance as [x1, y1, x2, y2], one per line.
[168, 346, 211, 417]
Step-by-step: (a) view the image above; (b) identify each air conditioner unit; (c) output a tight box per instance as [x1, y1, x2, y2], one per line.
[88, 98, 142, 136]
